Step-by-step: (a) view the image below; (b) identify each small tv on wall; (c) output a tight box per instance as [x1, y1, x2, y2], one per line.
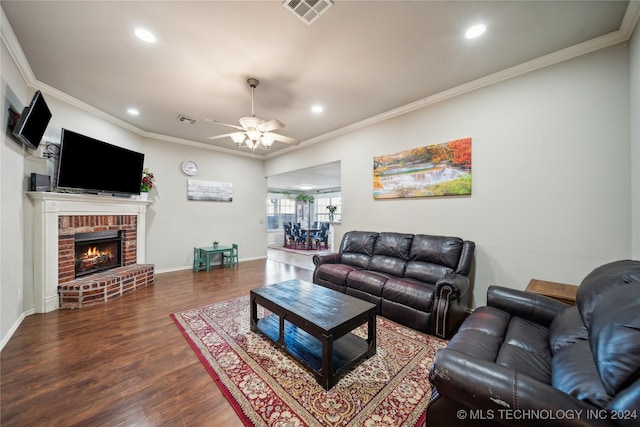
[56, 129, 145, 196]
[12, 90, 52, 150]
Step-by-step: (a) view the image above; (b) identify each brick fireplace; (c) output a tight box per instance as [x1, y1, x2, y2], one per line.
[27, 192, 154, 312]
[58, 215, 137, 283]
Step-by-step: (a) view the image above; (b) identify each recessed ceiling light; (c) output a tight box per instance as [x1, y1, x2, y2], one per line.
[465, 24, 486, 40]
[127, 108, 140, 116]
[299, 184, 314, 190]
[134, 28, 156, 43]
[311, 104, 324, 114]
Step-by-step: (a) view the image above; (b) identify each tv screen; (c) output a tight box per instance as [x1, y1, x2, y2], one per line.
[12, 90, 52, 150]
[56, 129, 145, 195]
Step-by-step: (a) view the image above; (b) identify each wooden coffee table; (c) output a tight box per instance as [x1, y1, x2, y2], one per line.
[250, 279, 377, 390]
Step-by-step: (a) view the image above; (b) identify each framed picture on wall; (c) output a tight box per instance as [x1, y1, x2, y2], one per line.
[373, 137, 472, 199]
[187, 179, 233, 202]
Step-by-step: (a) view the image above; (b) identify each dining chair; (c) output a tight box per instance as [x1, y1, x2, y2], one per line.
[283, 222, 294, 248]
[223, 244, 239, 267]
[292, 223, 307, 249]
[193, 247, 207, 272]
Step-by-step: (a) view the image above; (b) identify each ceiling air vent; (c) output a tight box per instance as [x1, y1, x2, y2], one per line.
[177, 115, 198, 125]
[283, 0, 333, 25]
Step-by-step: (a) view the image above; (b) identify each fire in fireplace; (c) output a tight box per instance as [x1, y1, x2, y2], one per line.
[74, 231, 122, 277]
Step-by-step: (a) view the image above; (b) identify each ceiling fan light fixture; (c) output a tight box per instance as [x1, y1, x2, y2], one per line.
[231, 133, 246, 145]
[247, 139, 259, 151]
[261, 133, 275, 148]
[247, 130, 261, 141]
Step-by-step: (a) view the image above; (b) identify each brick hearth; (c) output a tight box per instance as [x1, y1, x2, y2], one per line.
[59, 264, 154, 309]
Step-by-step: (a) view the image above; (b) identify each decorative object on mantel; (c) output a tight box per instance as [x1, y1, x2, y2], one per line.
[171, 295, 447, 426]
[140, 168, 155, 200]
[187, 179, 233, 202]
[373, 137, 472, 199]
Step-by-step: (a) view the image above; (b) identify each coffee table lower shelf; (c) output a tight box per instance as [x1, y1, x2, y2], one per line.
[254, 314, 372, 387]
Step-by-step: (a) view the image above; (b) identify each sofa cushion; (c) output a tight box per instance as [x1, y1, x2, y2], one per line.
[496, 317, 552, 383]
[445, 306, 510, 361]
[409, 235, 463, 268]
[552, 340, 611, 407]
[346, 270, 389, 297]
[373, 232, 413, 259]
[403, 235, 462, 283]
[368, 256, 407, 277]
[382, 277, 434, 311]
[316, 263, 357, 286]
[589, 282, 640, 396]
[367, 232, 413, 276]
[340, 231, 379, 268]
[549, 306, 587, 354]
[576, 259, 640, 328]
[404, 261, 452, 284]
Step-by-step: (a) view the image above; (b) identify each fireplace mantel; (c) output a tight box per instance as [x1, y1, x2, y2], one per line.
[27, 192, 151, 313]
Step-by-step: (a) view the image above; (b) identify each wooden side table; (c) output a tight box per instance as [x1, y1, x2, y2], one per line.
[525, 279, 578, 305]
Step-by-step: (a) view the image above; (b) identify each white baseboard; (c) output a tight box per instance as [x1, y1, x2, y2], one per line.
[0, 308, 34, 351]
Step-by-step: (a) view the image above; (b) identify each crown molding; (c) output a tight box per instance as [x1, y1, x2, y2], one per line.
[1, 8, 35, 85]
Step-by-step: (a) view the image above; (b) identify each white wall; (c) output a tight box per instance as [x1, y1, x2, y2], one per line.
[631, 19, 640, 260]
[1, 40, 30, 346]
[266, 44, 633, 308]
[141, 137, 267, 271]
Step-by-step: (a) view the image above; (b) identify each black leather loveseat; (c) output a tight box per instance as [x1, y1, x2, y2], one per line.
[426, 259, 640, 427]
[312, 231, 475, 338]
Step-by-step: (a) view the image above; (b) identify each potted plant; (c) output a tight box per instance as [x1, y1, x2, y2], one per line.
[213, 241, 219, 248]
[140, 168, 155, 200]
[295, 194, 314, 202]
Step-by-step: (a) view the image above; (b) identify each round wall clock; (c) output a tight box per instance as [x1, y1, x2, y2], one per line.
[181, 160, 199, 176]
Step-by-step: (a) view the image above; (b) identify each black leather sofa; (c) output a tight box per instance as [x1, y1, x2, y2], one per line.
[312, 231, 475, 339]
[426, 259, 640, 427]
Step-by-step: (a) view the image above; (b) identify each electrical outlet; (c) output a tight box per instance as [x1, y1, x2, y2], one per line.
[17, 289, 22, 300]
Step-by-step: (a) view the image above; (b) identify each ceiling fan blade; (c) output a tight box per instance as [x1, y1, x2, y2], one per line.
[259, 119, 285, 132]
[206, 132, 239, 140]
[204, 119, 244, 131]
[271, 133, 298, 145]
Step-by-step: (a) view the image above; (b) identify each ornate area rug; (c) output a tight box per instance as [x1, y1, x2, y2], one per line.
[171, 295, 447, 427]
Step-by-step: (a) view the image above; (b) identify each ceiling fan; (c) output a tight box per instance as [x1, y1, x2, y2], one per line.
[206, 78, 297, 151]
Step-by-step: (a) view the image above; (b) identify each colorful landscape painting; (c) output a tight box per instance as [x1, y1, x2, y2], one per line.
[373, 137, 472, 199]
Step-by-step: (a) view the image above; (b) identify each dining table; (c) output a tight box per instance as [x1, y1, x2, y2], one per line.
[199, 245, 233, 271]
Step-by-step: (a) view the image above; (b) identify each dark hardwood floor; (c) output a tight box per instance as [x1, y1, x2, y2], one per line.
[1, 257, 313, 426]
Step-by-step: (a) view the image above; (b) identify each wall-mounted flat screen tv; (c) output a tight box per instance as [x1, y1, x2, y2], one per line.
[12, 90, 52, 150]
[56, 129, 145, 196]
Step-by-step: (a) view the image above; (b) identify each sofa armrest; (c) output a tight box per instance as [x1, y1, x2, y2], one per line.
[488, 285, 569, 327]
[429, 348, 612, 427]
[312, 252, 342, 266]
[435, 273, 469, 300]
[432, 273, 470, 338]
